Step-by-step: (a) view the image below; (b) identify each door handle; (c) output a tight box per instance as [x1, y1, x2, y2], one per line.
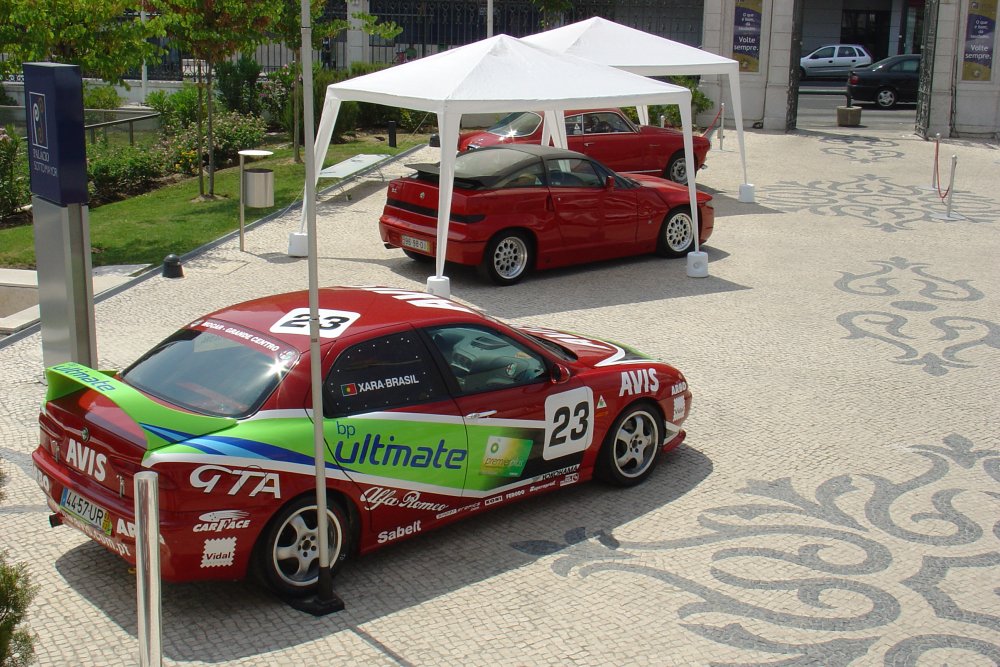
[584, 142, 595, 147]
[465, 410, 497, 419]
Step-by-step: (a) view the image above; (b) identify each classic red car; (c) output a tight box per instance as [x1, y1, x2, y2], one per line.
[457, 108, 711, 183]
[32, 287, 691, 596]
[380, 145, 714, 285]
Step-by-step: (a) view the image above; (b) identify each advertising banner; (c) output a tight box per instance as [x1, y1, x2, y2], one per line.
[733, 0, 763, 73]
[963, 0, 997, 81]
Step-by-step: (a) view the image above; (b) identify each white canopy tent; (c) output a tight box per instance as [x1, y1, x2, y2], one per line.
[523, 17, 755, 203]
[303, 34, 709, 296]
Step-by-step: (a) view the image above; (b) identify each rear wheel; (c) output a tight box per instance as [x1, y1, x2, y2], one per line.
[597, 403, 663, 487]
[876, 87, 898, 109]
[402, 248, 433, 263]
[664, 152, 688, 184]
[254, 495, 350, 597]
[478, 230, 532, 285]
[656, 207, 695, 258]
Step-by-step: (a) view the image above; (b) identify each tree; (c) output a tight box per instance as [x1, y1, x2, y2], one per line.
[270, 4, 401, 162]
[528, 0, 571, 30]
[0, 0, 162, 84]
[150, 0, 281, 196]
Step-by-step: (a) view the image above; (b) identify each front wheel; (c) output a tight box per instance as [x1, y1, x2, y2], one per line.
[254, 495, 350, 597]
[664, 152, 688, 184]
[876, 87, 898, 109]
[597, 403, 663, 487]
[478, 230, 533, 285]
[656, 207, 695, 258]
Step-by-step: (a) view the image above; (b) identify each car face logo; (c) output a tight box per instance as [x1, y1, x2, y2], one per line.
[419, 192, 426, 200]
[81, 427, 90, 442]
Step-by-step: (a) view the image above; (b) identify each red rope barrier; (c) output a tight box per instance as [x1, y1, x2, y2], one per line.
[701, 105, 724, 136]
[933, 138, 952, 200]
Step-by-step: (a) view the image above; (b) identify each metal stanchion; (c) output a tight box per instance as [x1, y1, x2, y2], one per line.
[135, 472, 162, 667]
[920, 133, 941, 191]
[659, 114, 665, 128]
[931, 155, 965, 220]
[718, 102, 725, 152]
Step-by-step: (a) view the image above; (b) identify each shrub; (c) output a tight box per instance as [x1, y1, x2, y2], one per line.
[623, 76, 714, 129]
[147, 84, 206, 130]
[216, 55, 262, 116]
[87, 144, 164, 202]
[0, 468, 38, 667]
[0, 86, 16, 106]
[83, 83, 122, 110]
[259, 67, 293, 130]
[0, 126, 29, 220]
[162, 111, 266, 174]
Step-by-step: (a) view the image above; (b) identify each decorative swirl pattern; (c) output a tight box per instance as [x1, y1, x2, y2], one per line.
[511, 434, 1000, 665]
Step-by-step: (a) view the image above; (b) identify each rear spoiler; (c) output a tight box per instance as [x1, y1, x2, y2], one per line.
[45, 362, 236, 450]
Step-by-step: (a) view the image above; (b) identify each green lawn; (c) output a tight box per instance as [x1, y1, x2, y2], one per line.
[0, 134, 428, 269]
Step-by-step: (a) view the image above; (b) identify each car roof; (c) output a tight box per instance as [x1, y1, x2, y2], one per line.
[407, 144, 589, 180]
[198, 286, 484, 352]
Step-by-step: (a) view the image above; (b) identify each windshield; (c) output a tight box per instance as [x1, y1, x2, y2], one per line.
[486, 112, 543, 138]
[122, 326, 298, 418]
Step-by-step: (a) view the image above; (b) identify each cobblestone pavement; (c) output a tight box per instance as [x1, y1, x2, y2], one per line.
[2, 126, 999, 666]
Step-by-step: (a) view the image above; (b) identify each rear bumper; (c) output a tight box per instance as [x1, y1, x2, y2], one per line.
[379, 214, 487, 266]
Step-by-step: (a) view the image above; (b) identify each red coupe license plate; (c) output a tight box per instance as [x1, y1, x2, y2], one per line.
[401, 235, 431, 253]
[60, 487, 113, 536]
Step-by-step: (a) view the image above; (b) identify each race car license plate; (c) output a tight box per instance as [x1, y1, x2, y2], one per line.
[401, 235, 431, 253]
[60, 487, 113, 536]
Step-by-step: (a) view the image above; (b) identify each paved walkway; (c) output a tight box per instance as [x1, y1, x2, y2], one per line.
[1, 125, 999, 666]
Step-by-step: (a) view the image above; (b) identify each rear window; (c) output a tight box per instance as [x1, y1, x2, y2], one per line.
[487, 112, 542, 138]
[121, 325, 298, 418]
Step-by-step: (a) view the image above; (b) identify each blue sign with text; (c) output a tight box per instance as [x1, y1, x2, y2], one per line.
[23, 63, 88, 205]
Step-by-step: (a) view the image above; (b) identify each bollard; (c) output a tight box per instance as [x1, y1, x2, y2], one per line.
[659, 114, 665, 128]
[931, 155, 966, 221]
[718, 102, 725, 152]
[162, 254, 183, 279]
[387, 120, 397, 148]
[135, 472, 162, 667]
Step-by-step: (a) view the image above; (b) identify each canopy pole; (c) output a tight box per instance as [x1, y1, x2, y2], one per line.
[679, 100, 707, 278]
[289, 0, 345, 616]
[727, 70, 754, 203]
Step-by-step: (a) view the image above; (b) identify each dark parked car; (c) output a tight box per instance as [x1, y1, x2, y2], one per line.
[847, 55, 921, 109]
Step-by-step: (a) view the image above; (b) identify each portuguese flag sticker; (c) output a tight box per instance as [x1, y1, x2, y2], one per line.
[341, 383, 358, 396]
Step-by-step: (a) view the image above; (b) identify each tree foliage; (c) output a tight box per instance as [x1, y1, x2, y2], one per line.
[0, 0, 161, 84]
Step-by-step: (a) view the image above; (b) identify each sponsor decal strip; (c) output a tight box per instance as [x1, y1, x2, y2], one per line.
[349, 411, 543, 430]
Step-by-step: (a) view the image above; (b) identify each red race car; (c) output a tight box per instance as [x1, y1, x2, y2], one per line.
[380, 145, 714, 285]
[457, 108, 711, 183]
[33, 287, 691, 596]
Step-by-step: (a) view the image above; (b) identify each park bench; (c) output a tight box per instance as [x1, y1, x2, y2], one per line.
[318, 153, 393, 200]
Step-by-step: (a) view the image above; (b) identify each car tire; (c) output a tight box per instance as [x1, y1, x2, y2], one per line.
[799, 67, 807, 80]
[876, 87, 898, 109]
[656, 207, 695, 258]
[664, 152, 688, 184]
[597, 402, 663, 487]
[253, 494, 350, 598]
[478, 230, 532, 286]
[402, 248, 434, 263]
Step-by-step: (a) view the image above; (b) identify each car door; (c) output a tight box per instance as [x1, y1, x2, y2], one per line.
[423, 323, 593, 503]
[565, 111, 641, 172]
[897, 57, 920, 101]
[322, 328, 468, 539]
[835, 46, 864, 75]
[542, 156, 638, 262]
[805, 46, 836, 76]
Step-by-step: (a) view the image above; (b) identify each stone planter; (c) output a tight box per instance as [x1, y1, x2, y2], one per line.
[836, 105, 862, 127]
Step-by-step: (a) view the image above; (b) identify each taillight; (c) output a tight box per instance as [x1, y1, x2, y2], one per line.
[849, 74, 859, 85]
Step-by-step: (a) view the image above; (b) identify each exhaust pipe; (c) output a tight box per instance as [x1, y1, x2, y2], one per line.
[48, 513, 63, 528]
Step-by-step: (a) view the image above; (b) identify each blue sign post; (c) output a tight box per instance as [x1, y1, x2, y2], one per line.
[23, 63, 97, 368]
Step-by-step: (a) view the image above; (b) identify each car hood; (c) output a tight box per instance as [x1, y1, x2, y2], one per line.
[519, 326, 659, 368]
[628, 173, 713, 204]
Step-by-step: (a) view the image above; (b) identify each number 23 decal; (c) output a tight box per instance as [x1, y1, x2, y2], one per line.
[543, 387, 594, 461]
[269, 308, 361, 339]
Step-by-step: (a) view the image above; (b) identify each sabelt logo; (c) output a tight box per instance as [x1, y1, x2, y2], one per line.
[194, 510, 251, 533]
[377, 520, 421, 544]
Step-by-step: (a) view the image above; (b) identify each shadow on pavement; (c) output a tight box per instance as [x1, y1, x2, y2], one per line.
[55, 444, 713, 663]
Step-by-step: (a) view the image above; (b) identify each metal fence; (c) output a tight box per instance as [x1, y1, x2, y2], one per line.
[99, 0, 704, 79]
[0, 106, 160, 146]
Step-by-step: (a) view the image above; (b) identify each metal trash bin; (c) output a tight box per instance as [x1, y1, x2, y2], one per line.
[243, 168, 274, 208]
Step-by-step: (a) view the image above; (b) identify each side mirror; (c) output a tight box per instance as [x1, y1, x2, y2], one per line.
[550, 364, 571, 384]
[605, 175, 615, 190]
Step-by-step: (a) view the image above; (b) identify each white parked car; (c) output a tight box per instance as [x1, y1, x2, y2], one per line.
[800, 44, 873, 79]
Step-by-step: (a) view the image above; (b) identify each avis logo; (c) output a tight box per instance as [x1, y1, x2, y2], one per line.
[619, 368, 659, 397]
[65, 438, 107, 482]
[190, 465, 281, 498]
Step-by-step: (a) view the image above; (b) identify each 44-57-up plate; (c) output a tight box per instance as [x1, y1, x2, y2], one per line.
[60, 487, 113, 536]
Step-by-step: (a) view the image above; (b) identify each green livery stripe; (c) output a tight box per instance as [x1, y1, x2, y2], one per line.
[45, 362, 236, 450]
